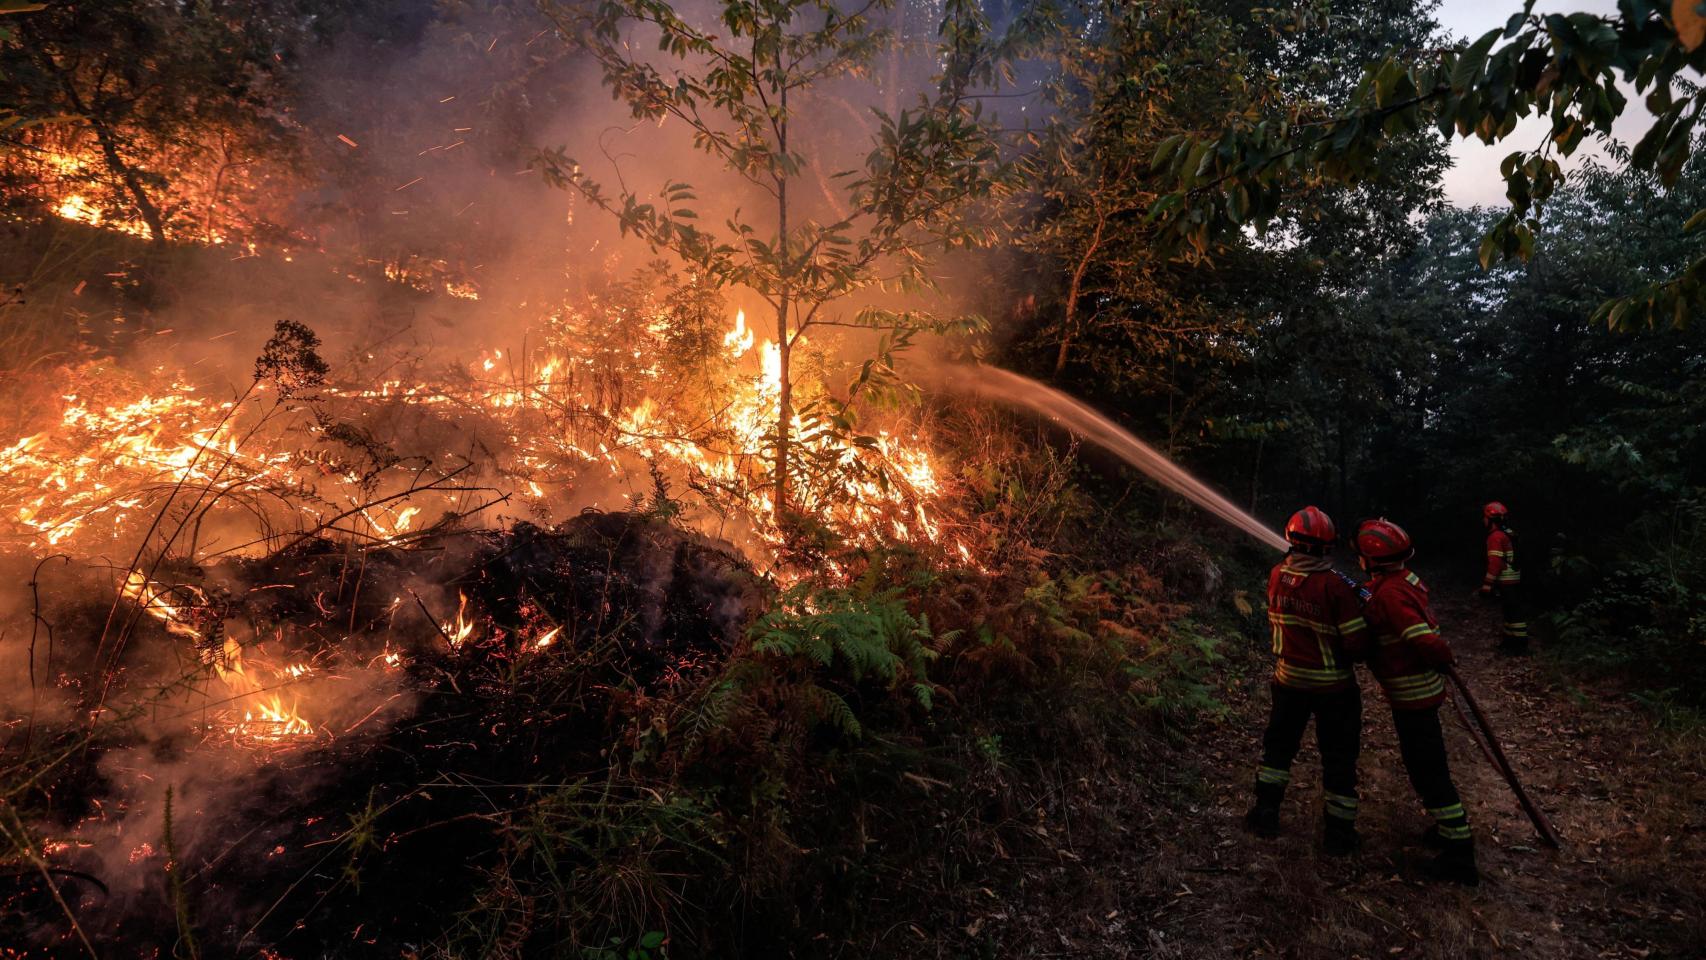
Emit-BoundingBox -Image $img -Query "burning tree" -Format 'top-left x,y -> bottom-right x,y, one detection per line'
0,0 -> 305,245
536,0 -> 1015,527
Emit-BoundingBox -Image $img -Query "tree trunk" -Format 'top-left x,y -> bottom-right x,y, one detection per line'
1336,386 -> 1349,513
204,137 -> 234,244
51,62 -> 167,246
1054,213 -> 1105,375
93,119 -> 167,246
773,81 -> 792,524
775,311 -> 792,518
885,2 -> 901,120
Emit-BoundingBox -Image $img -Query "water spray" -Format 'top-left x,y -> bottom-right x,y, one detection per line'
936,365 -> 1289,552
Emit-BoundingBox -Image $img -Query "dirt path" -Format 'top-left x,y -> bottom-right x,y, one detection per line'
1120,582 -> 1706,959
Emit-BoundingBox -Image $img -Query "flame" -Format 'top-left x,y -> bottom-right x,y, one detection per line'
226,695 -> 315,744
115,570 -> 326,747
2,308 -> 957,561
444,592 -> 476,649
121,570 -> 206,642
54,194 -> 156,239
723,309 -> 755,358
36,148 -> 220,241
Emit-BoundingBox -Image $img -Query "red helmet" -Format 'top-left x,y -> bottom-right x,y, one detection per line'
1354,518 -> 1414,564
1284,506 -> 1336,553
1483,501 -> 1509,523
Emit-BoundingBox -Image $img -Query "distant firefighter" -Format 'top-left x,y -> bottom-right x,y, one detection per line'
1246,506 -> 1368,856
1480,501 -> 1528,655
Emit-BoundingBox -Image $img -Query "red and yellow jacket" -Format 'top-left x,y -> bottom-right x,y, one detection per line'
1484,528 -> 1520,587
1266,555 -> 1370,692
1363,568 -> 1453,710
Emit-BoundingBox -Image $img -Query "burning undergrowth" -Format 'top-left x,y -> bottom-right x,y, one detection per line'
1,274 -> 963,565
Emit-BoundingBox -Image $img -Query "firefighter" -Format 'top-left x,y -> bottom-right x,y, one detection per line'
1245,506 -> 1370,856
1480,501 -> 1528,654
1353,518 -> 1479,886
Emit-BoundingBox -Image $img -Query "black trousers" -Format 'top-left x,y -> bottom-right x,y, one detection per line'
1392,705 -> 1471,840
1258,683 -> 1361,812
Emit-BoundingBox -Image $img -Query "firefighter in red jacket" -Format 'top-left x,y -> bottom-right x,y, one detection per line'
1245,506 -> 1370,855
1480,501 -> 1528,654
1354,518 -> 1479,885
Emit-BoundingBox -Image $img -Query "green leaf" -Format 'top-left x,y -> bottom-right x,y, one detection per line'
1452,28 -> 1502,89
1150,133 -> 1188,172
1373,58 -> 1403,107
1477,228 -> 1500,270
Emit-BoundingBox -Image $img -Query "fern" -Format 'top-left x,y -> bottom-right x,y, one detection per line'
798,684 -> 862,739
750,585 -> 936,692
698,585 -> 939,744
631,460 -> 684,523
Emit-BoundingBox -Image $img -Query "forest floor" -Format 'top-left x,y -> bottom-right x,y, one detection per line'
954,576 -> 1706,960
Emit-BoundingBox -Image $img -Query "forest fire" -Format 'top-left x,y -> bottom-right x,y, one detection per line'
0,297 -> 962,767
8,0 -> 1706,952
32,148 -> 152,239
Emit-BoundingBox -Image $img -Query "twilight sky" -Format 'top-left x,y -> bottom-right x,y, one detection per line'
1432,0 -> 1646,207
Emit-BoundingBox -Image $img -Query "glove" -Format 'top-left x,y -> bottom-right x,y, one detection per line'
1477,584 -> 1493,598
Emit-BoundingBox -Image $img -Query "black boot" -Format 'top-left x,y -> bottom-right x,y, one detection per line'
1417,823 -> 1450,849
1426,837 -> 1479,886
1322,816 -> 1360,856
1243,781 -> 1284,838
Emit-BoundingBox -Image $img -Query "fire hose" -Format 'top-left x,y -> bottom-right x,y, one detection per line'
1442,664 -> 1564,849
1332,571 -> 1563,848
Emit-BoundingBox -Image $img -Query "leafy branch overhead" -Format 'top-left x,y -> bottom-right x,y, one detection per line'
1148,0 -> 1706,332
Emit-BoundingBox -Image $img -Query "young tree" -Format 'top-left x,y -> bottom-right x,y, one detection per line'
535,0 -> 1012,523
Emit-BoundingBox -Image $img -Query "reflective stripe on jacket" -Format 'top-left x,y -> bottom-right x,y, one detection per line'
1363,569 -> 1451,710
1485,528 -> 1520,585
1266,557 -> 1370,692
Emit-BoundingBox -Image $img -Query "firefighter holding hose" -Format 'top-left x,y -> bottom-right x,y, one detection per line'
1245,506 -> 1369,856
1354,518 -> 1479,886
1480,501 -> 1528,654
